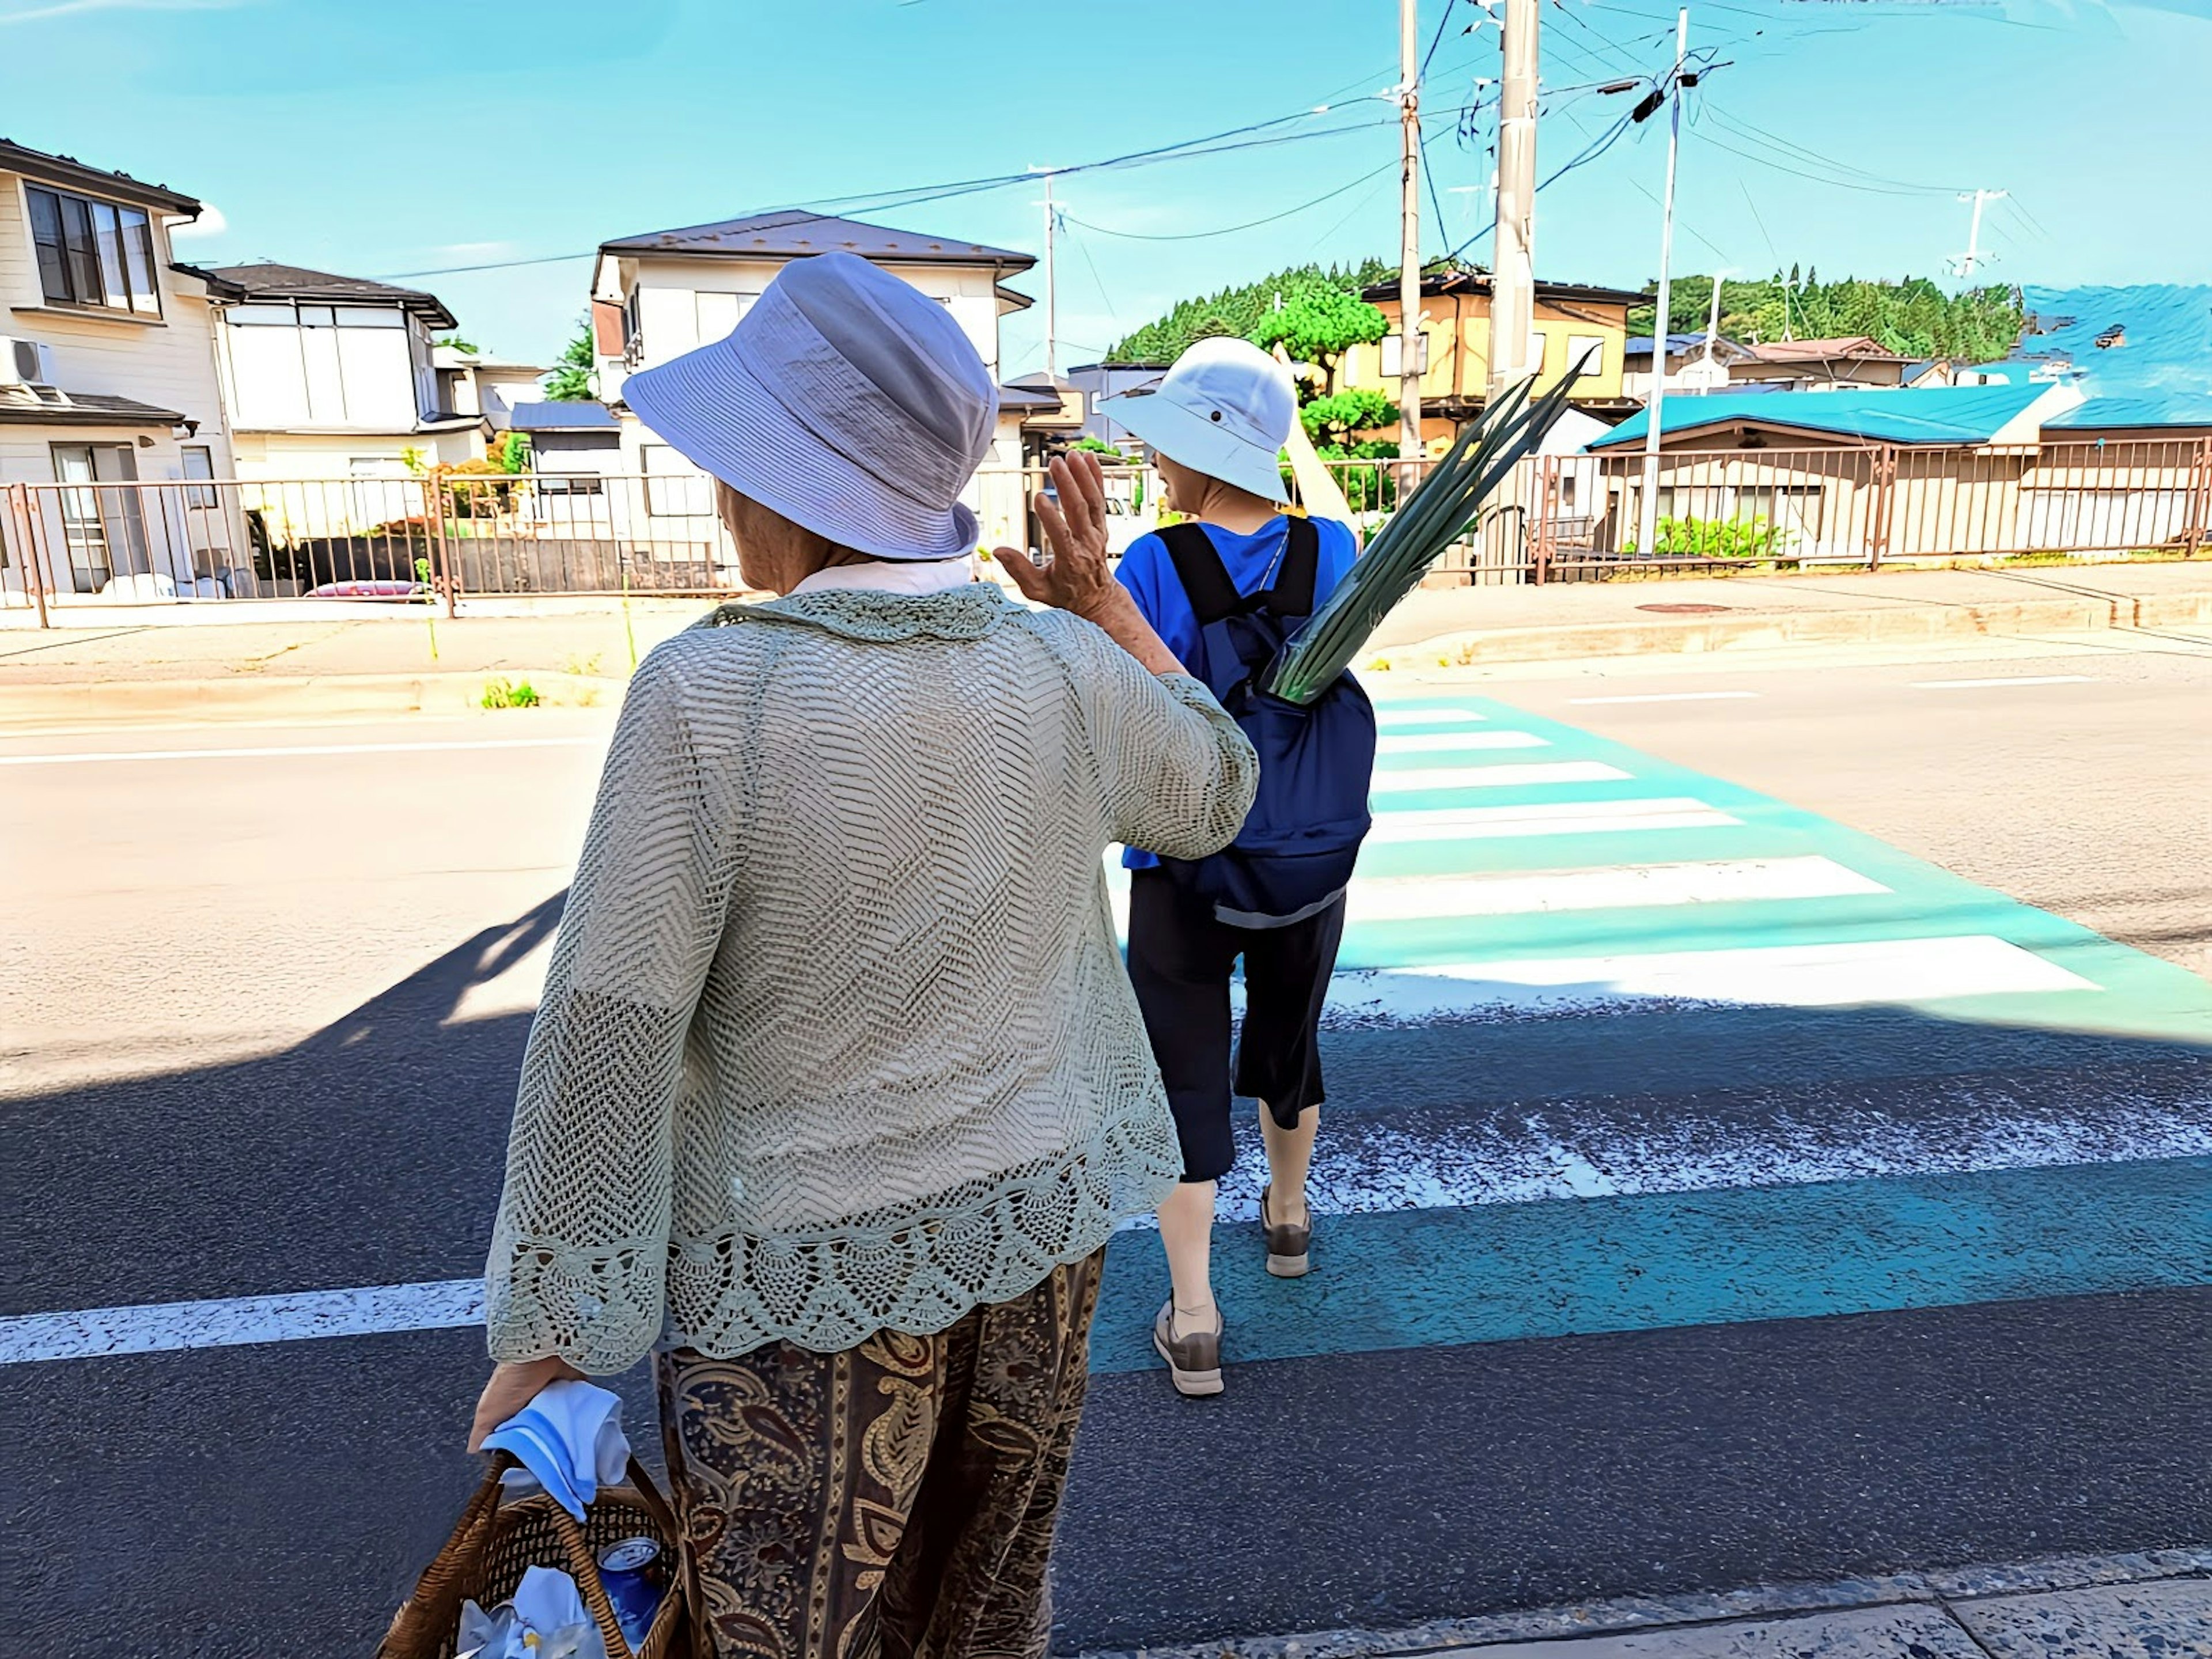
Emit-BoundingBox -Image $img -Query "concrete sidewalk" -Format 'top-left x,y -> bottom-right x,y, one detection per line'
3,561 -> 2207,726
1080,1551 -> 2212,1659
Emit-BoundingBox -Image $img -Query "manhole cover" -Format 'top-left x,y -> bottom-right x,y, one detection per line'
1637,602 -> 1732,614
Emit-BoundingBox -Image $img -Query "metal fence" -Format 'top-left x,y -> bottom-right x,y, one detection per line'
5,439 -> 2203,621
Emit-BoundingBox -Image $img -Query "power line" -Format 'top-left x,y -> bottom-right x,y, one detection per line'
1062,162 -> 1399,242
1704,105 -> 1963,195
372,101 -> 1406,281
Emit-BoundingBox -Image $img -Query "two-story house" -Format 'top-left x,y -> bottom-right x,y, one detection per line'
1341,266 -> 1646,453
209,262 -> 486,482
1,139 -> 238,598
589,209 -> 1039,552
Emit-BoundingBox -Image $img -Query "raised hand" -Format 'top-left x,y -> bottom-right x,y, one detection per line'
992,451 -> 1119,621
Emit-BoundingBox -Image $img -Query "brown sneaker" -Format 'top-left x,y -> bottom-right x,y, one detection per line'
1153,1299 -> 1224,1397
1260,1185 -> 1312,1278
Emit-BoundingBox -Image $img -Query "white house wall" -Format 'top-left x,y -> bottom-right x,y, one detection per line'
0,174 -> 235,488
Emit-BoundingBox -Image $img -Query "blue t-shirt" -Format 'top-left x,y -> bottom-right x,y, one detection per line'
1115,513 -> 1358,870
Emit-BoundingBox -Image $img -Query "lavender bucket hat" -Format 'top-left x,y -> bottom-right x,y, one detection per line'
620,248 -> 1000,560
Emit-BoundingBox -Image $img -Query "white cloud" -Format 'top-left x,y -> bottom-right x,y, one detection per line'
168,203 -> 227,238
0,0 -> 251,22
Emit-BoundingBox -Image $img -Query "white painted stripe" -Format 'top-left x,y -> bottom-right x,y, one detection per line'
1376,730 -> 1549,754
16,1075 -> 2205,1364
1366,797 -> 1741,842
1908,675 -> 2097,690
1328,935 -> 2096,1018
1349,857 -> 1885,923
1375,706 -> 1489,725
1,1279 -> 482,1364
1567,691 -> 1760,706
1371,760 -> 1631,793
0,737 -> 601,767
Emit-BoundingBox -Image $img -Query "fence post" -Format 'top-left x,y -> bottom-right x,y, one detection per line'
2184,438 -> 2209,559
422,475 -> 459,619
1868,445 -> 1899,569
5,483 -> 48,630
1533,455 -> 1556,584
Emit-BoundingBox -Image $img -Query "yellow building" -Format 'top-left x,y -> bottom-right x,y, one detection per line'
1339,268 -> 1644,452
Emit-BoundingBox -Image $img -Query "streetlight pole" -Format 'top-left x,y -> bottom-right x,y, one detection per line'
1635,7 -> 1690,559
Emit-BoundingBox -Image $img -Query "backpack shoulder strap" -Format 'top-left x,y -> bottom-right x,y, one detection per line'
1154,522 -> 1243,627
1263,516 -> 1321,619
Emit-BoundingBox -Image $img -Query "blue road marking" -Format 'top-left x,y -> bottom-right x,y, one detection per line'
1089,1155 -> 2212,1373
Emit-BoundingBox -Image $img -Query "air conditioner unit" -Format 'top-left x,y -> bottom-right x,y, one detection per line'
0,337 -> 60,389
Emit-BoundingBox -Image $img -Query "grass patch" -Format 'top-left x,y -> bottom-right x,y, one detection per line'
481,677 -> 541,710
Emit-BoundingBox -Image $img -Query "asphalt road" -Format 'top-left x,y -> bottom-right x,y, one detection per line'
3,635 -> 2209,1655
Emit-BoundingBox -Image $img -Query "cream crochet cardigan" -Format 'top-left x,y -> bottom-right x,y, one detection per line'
485,583 -> 1258,1370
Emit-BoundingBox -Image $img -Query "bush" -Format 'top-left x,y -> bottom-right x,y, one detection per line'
482,678 -> 541,710
1620,514 -> 1784,560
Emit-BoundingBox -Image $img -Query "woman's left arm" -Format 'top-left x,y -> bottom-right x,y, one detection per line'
474,645 -> 733,1436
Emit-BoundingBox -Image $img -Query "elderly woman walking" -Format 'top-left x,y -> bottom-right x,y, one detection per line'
468,252 -> 1256,1658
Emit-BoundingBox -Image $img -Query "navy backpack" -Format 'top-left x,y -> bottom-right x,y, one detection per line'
1152,517 -> 1378,929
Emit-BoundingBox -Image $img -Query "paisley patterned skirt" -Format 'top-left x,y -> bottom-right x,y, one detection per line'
655,1249 -> 1106,1659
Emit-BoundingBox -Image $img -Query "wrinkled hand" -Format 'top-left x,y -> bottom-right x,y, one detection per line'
468,1355 -> 583,1452
992,451 -> 1124,622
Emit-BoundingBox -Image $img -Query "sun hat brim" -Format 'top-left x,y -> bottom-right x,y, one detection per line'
622,339 -> 980,562
1101,388 -> 1289,503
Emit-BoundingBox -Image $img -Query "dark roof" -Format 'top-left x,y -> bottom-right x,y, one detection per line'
1625,332 -> 1747,358
204,263 -> 459,328
599,209 -> 1034,271
507,400 -> 619,431
0,388 -> 186,427
997,384 -> 1064,411
171,262 -> 247,301
0,138 -> 202,217
1361,267 -> 1647,308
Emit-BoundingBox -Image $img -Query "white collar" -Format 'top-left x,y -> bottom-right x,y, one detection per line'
790,555 -> 977,598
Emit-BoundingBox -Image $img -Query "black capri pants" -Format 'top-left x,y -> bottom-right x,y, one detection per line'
1125,868 -> 1348,1184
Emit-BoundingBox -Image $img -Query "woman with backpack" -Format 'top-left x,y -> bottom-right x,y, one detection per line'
1099,338 -> 1378,1397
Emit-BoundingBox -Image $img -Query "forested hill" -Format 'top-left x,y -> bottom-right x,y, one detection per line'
1633,271 -> 2028,362
1107,259 -> 1396,363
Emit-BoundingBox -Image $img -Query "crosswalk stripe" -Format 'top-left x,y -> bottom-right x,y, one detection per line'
1376,731 -> 1549,755
1347,857 -> 1885,922
1374,707 -> 1489,725
1330,935 -> 2097,1018
1365,797 -> 1741,842
1372,760 -> 1632,793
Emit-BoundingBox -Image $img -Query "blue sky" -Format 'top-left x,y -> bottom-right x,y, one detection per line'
6,0 -> 2206,375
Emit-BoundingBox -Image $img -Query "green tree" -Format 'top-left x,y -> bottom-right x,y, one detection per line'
546,319 -> 596,401
1248,287 -> 1390,388
1301,389 -> 1400,446
1107,258 -> 1396,363
1628,271 -> 2025,358
434,334 -> 482,354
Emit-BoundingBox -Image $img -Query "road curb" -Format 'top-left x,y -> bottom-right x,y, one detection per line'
0,669 -> 628,729
1370,590 -> 2212,670
1072,1548 -> 2212,1659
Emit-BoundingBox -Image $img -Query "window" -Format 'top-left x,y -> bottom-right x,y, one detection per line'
1558,474 -> 1578,510
26,186 -> 161,316
349,456 -> 410,479
1567,335 -> 1607,378
51,442 -> 150,592
181,445 -> 217,508
1379,332 -> 1431,377
538,475 -> 607,497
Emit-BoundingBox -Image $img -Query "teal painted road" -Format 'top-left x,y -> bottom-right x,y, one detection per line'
1091,1154 -> 2212,1372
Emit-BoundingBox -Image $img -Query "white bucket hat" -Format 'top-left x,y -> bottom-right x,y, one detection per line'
1100,336 -> 1297,503
620,249 -> 998,560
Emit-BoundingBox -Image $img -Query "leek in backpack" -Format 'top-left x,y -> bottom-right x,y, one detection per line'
1270,369 -> 1584,706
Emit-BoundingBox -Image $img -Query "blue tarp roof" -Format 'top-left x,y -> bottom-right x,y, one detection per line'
1624,332 -> 1729,355
507,400 -> 618,430
1589,383 -> 2050,449
1996,285 -> 2212,429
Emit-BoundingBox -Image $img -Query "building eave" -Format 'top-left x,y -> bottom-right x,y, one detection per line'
0,139 -> 202,217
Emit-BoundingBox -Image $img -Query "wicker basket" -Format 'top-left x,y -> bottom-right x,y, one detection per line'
378,1452 -> 695,1659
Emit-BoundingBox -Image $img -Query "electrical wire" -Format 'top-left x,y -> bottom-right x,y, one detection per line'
1062,161 -> 1399,242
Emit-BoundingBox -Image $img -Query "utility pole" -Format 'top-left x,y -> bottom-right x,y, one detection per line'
1699,271 -> 1724,391
1032,166 -> 1060,379
1949,188 -> 2006,282
1487,0 -> 1541,407
1635,7 -> 1690,559
1397,0 -> 1424,463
